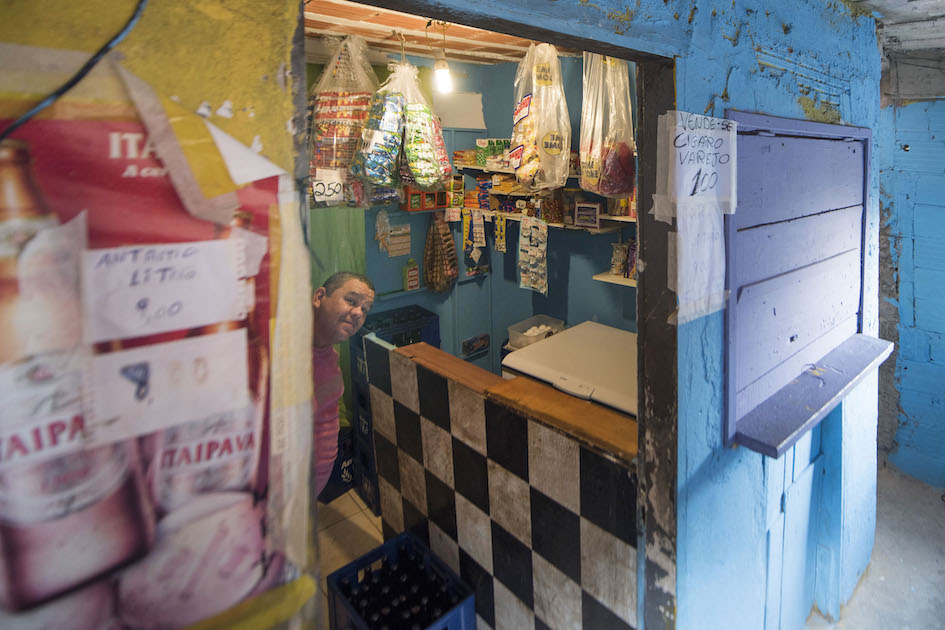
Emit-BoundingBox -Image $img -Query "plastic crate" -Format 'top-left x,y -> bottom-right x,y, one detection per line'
327,531 -> 475,630
353,441 -> 381,515
317,425 -> 354,504
507,314 -> 565,349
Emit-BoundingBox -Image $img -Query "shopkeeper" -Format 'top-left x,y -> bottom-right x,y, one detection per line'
312,271 -> 375,496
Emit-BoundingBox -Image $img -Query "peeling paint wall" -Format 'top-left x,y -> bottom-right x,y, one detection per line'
879,100 -> 945,488
0,0 -> 300,173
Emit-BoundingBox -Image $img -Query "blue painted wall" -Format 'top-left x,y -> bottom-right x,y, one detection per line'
341,1 -> 883,628
674,1 -> 881,628
880,101 -> 945,488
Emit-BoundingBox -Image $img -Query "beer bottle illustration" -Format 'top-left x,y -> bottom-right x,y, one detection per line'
0,139 -> 155,612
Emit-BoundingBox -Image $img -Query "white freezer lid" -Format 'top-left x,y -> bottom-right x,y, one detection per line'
501,320 -> 638,416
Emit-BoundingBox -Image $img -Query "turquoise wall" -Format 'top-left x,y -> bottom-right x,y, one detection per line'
880,100 -> 945,488
674,1 -> 881,628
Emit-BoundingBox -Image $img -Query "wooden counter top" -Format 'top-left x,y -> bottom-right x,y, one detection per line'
486,376 -> 638,464
396,342 -> 638,464
395,343 -> 504,395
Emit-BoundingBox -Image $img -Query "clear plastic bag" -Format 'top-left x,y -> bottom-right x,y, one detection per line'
510,44 -> 571,191
307,36 -> 378,207
579,53 -> 636,198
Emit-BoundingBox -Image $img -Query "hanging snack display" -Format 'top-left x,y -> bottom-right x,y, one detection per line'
404,101 -> 442,189
423,212 -> 459,292
307,36 -> 378,207
518,216 -> 549,295
510,44 -> 571,191
494,213 -> 507,253
579,53 -> 636,198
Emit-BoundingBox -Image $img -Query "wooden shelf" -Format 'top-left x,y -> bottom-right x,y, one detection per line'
455,164 -> 515,175
592,272 -> 637,287
376,286 -> 430,302
465,209 -> 620,234
599,213 -> 637,223
455,164 -> 581,179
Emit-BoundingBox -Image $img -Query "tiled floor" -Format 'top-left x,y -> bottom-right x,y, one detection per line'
315,490 -> 384,629
314,466 -> 943,630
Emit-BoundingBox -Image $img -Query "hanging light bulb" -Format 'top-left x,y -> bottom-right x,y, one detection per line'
434,48 -> 453,93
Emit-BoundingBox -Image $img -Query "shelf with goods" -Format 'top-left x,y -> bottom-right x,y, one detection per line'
464,207 -> 622,235
454,163 -> 582,180
592,272 -> 637,287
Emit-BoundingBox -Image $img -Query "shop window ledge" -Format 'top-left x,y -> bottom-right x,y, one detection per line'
734,334 -> 893,458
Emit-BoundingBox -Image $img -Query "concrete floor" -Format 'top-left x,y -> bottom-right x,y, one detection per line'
806,463 -> 945,629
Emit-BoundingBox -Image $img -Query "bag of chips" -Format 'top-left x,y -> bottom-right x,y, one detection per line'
579,53 -> 636,198
307,36 -> 378,206
510,44 -> 571,191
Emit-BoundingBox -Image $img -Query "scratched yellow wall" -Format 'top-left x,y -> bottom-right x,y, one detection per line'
0,0 -> 300,172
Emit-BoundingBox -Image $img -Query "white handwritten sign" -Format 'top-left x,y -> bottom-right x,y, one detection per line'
82,240 -> 247,343
86,328 -> 250,441
667,111 -> 737,210
312,168 -> 344,204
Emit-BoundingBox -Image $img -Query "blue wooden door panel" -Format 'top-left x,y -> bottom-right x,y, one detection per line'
779,455 -> 824,630
737,316 -> 858,421
734,206 -> 862,288
766,513 -> 785,630
734,249 -> 861,391
735,137 -> 863,231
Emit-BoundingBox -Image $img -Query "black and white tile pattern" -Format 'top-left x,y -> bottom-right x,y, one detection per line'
365,339 -> 639,630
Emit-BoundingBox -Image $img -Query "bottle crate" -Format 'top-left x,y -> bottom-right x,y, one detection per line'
327,531 -> 475,630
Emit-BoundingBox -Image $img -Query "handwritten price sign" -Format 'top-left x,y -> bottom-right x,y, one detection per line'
82,240 -> 248,343
86,329 -> 250,441
667,111 -> 737,209
312,169 -> 344,204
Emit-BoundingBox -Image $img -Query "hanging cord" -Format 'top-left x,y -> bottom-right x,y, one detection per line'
393,31 -> 407,63
0,0 -> 149,143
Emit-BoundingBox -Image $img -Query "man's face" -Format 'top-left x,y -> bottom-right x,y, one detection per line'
312,278 -> 375,346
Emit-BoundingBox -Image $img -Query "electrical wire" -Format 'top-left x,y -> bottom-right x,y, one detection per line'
0,0 -> 149,143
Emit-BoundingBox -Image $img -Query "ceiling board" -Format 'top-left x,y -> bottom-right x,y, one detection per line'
303,0 -> 579,64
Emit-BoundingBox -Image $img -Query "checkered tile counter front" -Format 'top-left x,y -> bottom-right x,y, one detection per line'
364,339 -> 639,630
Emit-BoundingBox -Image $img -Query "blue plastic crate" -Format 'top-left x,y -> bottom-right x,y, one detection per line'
327,531 -> 475,630
353,437 -> 380,516
317,425 -> 354,504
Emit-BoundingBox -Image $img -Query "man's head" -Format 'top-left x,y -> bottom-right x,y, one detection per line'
312,272 -> 375,347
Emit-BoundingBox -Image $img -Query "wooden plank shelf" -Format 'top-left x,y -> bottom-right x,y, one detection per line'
599,213 -> 637,223
734,334 -> 894,457
592,272 -> 637,287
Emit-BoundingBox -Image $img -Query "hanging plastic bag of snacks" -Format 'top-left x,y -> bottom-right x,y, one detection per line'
579,53 -> 636,198
307,36 -> 378,207
401,66 -> 449,190
510,44 -> 571,191
352,64 -> 408,189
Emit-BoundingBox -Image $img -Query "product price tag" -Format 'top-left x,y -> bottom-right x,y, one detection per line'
446,207 -> 462,222
82,240 -> 248,343
312,168 -> 345,203
85,328 -> 251,442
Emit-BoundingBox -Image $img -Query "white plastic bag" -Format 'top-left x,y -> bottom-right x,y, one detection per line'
579,53 -> 636,198
510,44 -> 571,191
307,36 -> 378,206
